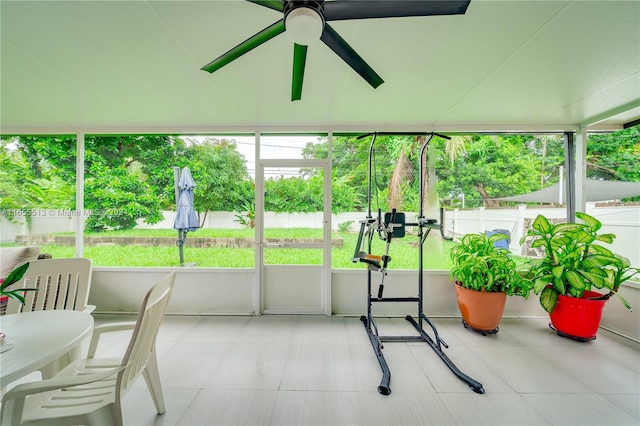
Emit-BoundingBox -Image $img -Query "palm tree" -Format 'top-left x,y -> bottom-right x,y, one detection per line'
387,135 -> 469,215
388,144 -> 413,210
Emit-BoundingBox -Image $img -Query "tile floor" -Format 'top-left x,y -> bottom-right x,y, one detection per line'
38,314 -> 640,425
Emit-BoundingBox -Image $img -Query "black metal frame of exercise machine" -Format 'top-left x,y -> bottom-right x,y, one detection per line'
353,132 -> 485,395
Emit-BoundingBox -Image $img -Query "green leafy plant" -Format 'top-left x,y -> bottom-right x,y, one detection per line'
519,212 -> 639,313
449,232 -> 531,297
0,262 -> 37,304
233,201 -> 255,228
338,221 -> 353,232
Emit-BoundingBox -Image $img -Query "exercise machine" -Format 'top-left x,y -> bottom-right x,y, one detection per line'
353,132 -> 485,395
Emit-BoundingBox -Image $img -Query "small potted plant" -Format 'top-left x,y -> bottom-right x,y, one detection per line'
520,212 -> 639,341
449,232 -> 532,334
1,262 -> 35,342
1,262 -> 35,305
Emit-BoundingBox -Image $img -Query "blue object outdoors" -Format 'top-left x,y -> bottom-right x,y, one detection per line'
173,167 -> 199,266
486,229 -> 511,250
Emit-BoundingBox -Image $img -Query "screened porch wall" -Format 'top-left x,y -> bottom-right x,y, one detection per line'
89,268 -> 640,342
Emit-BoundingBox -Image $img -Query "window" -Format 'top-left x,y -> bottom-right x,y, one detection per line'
0,135 -> 76,259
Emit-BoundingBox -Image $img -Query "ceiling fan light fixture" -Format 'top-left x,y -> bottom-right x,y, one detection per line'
285,7 -> 323,46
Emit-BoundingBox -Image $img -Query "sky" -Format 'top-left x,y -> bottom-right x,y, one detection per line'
183,135 -> 324,178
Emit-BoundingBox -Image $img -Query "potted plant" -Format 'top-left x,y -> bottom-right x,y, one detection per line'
1,262 -> 36,307
1,262 -> 35,342
449,232 -> 532,334
520,212 -> 639,341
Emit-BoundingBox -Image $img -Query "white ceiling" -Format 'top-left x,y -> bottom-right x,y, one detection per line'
1,0 -> 639,135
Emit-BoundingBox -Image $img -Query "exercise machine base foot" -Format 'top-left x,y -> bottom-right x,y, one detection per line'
361,314 -> 485,395
360,315 -> 392,395
406,315 -> 485,394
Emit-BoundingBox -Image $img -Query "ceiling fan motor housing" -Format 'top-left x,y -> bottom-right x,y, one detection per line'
284,1 -> 326,45
284,0 -> 325,18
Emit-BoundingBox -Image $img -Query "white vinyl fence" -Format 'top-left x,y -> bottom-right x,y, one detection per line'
2,205 -> 638,266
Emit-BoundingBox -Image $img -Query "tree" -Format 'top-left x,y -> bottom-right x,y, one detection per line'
587,125 -> 640,183
388,143 -> 414,211
18,135 -> 76,181
435,135 -> 541,207
11,135 -> 188,231
187,138 -> 253,223
84,159 -> 163,231
303,135 -> 407,212
388,134 -> 437,216
263,171 -> 359,214
527,134 -> 564,190
0,137 -> 73,223
266,176 -> 319,212
83,135 -> 189,209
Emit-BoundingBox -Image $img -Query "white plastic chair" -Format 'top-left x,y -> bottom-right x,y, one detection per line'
0,271 -> 177,426
3,258 -> 95,379
4,258 -> 95,315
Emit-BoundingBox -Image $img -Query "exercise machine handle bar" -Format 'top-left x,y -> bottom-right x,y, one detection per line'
367,133 -> 377,218
360,131 -> 450,219
418,133 -> 451,219
356,131 -> 452,139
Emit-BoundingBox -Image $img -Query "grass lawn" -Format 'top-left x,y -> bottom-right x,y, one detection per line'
3,228 -> 456,269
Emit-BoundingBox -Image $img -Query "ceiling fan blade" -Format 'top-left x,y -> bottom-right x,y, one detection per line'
292,44 -> 308,101
201,19 -> 285,73
320,24 -> 384,89
246,0 -> 284,12
323,0 -> 471,21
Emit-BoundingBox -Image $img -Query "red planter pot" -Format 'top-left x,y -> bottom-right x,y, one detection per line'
549,290 -> 607,340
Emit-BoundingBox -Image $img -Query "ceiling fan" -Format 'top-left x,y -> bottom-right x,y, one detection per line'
201,0 -> 471,101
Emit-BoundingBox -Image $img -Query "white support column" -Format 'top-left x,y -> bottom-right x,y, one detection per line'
254,132 -> 262,315
558,166 -> 564,204
516,204 -> 527,252
575,126 -> 588,214
75,133 -> 84,258
324,132 -> 333,316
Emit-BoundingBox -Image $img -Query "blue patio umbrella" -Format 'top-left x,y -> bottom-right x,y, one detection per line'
173,167 -> 199,266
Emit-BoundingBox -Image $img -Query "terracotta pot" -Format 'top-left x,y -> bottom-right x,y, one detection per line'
454,282 -> 507,331
549,290 -> 607,340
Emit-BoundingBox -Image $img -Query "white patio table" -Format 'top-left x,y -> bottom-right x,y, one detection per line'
0,310 -> 94,389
